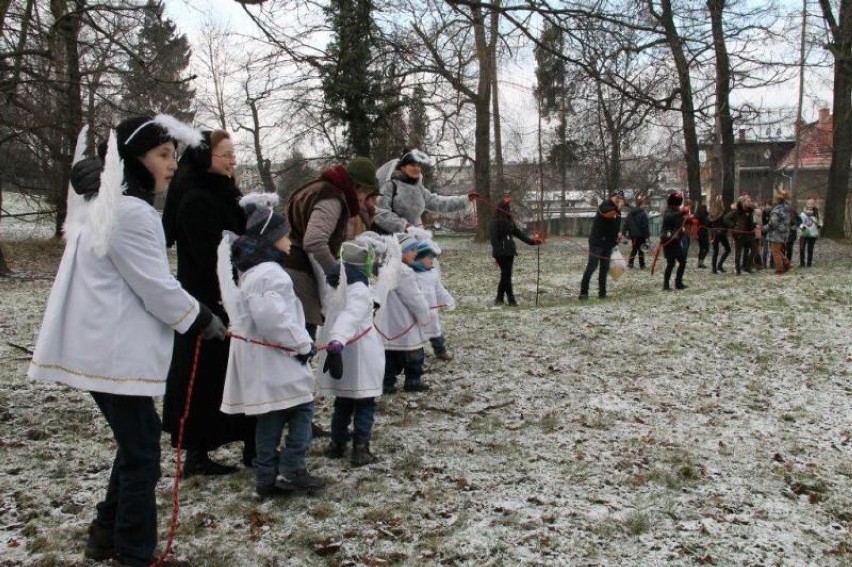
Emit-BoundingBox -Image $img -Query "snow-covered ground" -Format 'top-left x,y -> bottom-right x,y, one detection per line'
2,230 -> 852,566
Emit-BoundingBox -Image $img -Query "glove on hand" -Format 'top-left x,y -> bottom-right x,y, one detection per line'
70,156 -> 104,196
295,344 -> 317,366
323,340 -> 344,379
325,264 -> 341,288
202,314 -> 227,341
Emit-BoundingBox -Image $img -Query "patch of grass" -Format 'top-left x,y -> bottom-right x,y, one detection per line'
623,509 -> 651,535
393,452 -> 424,476
578,409 -> 615,430
539,410 -> 559,433
310,501 -> 335,520
467,414 -> 500,433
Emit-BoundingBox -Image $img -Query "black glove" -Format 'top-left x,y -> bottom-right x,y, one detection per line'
323,341 -> 344,379
70,156 -> 104,196
325,264 -> 341,288
295,344 -> 316,366
201,314 -> 227,340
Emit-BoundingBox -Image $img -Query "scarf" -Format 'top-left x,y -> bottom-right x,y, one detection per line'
320,165 -> 360,218
232,236 -> 288,273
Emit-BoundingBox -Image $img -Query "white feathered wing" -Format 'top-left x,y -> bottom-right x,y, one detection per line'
63,125 -> 90,241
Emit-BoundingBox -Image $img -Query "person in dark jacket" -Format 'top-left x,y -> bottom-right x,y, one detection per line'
786,205 -> 801,262
488,196 -> 541,306
727,195 -> 757,275
623,196 -> 650,269
579,189 -> 625,300
660,191 -> 688,290
161,130 -> 255,478
694,202 -> 711,268
709,195 -> 731,273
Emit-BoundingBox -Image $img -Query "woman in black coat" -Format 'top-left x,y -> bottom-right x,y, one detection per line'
161,130 -> 254,477
488,197 -> 540,306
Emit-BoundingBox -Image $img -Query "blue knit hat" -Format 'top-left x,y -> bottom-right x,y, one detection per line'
397,233 -> 418,253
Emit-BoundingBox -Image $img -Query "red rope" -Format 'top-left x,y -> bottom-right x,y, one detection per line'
151,334 -> 203,567
227,326 -> 373,353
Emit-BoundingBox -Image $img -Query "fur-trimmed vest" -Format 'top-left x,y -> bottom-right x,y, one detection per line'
283,179 -> 349,274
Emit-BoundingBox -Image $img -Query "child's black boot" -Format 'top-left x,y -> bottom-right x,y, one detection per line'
277,469 -> 327,494
325,441 -> 347,459
351,442 -> 378,467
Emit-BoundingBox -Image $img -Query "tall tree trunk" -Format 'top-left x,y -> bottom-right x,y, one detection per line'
248,100 -> 276,194
472,4 -> 493,242
819,0 -> 852,238
656,0 -> 702,202
51,0 -> 83,237
0,188 -> 8,275
792,0 -> 807,196
708,0 -> 736,209
0,0 -> 12,36
490,5 -> 505,197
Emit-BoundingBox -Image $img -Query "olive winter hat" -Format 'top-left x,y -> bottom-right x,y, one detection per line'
346,157 -> 379,190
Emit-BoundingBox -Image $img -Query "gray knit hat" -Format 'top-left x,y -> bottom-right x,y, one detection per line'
245,208 -> 290,244
341,241 -> 370,266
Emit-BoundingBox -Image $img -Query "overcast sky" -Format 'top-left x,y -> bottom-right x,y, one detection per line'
161,0 -> 834,163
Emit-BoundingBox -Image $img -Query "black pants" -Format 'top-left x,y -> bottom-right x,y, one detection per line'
799,237 -> 816,266
383,348 -> 426,390
786,236 -> 797,261
628,238 -> 646,268
90,391 -> 161,566
712,231 -> 731,271
494,255 -> 516,304
697,229 -> 710,265
663,246 -> 686,288
735,236 -> 755,273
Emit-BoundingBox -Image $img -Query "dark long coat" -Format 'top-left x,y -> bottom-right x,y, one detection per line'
161,158 -> 252,451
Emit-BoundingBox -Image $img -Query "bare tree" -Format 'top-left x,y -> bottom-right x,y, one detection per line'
817,0 -> 852,238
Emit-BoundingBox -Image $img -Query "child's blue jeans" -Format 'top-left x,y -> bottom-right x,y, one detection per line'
254,401 -> 314,490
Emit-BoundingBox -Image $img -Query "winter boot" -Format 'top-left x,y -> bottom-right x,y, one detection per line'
435,350 -> 454,361
324,441 -> 347,459
254,484 -> 292,501
403,379 -> 430,393
351,442 -> 378,468
182,451 -> 238,479
84,520 -> 114,561
663,281 -> 671,291
276,469 -> 326,494
675,281 -> 688,290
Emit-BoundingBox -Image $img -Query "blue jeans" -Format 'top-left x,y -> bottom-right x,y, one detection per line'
331,397 -> 377,444
383,348 -> 425,390
254,402 -> 314,490
579,245 -> 612,297
90,392 -> 161,566
430,336 -> 447,355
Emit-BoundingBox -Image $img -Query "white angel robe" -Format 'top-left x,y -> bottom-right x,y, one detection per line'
414,268 -> 455,339
318,281 -> 384,399
374,264 -> 431,351
28,196 -> 200,396
220,262 -> 315,416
